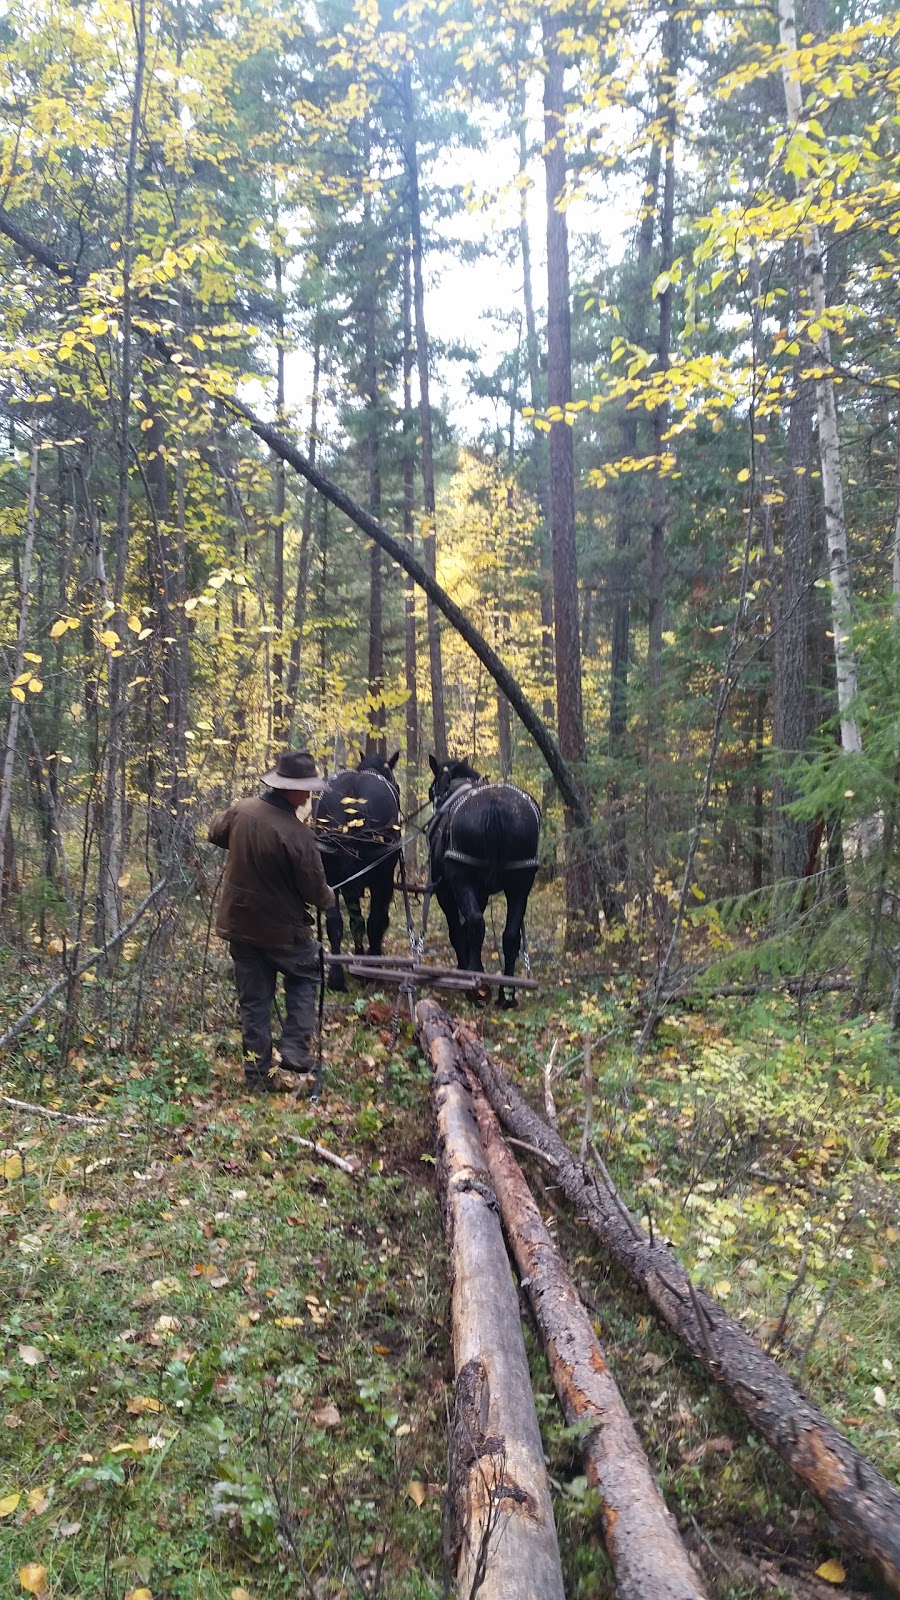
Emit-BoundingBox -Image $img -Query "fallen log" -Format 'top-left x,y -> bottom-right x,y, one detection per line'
456,1016 -> 900,1596
464,1059 -> 708,1600
417,1002 -> 565,1600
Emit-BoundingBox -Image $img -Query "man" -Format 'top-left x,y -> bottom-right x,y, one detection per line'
208,751 -> 336,1092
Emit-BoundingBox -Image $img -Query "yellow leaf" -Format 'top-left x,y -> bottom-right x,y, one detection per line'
23,653 -> 41,664
406,1480 -> 427,1506
89,314 -> 108,334
736,468 -> 750,483
13,671 -> 32,686
27,680 -> 43,694
47,1192 -> 68,1214
816,1560 -> 846,1584
0,1491 -> 21,1517
176,385 -> 192,402
127,615 -> 142,633
231,1589 -> 251,1600
49,619 -> 68,639
126,1396 -> 163,1414
98,629 -> 119,649
26,1486 -> 50,1512
713,1280 -> 731,1298
125,1590 -> 153,1600
273,1316 -> 303,1328
10,686 -> 25,702
140,417 -> 154,431
19,1564 -> 48,1594
3,1154 -> 23,1180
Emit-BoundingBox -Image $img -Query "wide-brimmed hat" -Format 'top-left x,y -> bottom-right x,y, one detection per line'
261,750 -> 328,792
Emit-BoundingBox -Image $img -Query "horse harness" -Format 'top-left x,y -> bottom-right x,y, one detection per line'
428,780 -> 541,876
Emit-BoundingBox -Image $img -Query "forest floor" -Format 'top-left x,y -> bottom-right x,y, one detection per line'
1,893 -> 898,1600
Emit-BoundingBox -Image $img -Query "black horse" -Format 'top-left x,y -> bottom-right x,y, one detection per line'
315,752 -> 401,990
427,755 -> 540,1007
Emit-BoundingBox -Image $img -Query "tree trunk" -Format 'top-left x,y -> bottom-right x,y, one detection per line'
98,0 -> 146,945
646,2 -> 679,866
402,244 -> 420,863
469,1071 -> 709,1600
461,1021 -> 900,1596
401,67 -> 446,760
608,136 -> 662,881
417,1001 -> 566,1600
543,17 -> 594,941
0,446 -> 39,898
364,181 -> 384,756
272,244 -> 287,738
773,371 -> 815,880
778,0 -> 865,771
285,328 -> 321,736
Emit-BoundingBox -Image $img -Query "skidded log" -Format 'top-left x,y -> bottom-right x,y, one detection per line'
456,1015 -> 900,1596
468,1070 -> 709,1600
417,1000 -> 565,1600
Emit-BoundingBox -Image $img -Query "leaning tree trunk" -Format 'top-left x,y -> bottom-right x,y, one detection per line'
543,16 -> 595,942
418,1001 -> 566,1600
285,326 -> 322,736
461,1021 -> 900,1596
467,1063 -> 709,1600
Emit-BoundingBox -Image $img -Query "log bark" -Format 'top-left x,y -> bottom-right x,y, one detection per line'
467,1071 -> 708,1600
456,1016 -> 900,1595
417,1000 -> 565,1600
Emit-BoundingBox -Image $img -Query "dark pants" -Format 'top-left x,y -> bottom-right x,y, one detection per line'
229,940 -> 320,1081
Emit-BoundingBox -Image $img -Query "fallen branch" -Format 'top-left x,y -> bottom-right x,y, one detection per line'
1,1094 -> 105,1126
417,1001 -> 565,1600
0,878 -> 170,1053
465,1054 -> 708,1600
285,1135 -> 358,1176
456,1015 -> 900,1596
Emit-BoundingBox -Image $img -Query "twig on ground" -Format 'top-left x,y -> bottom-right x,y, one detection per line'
286,1134 -> 358,1176
504,1136 -> 559,1169
1,1093 -> 105,1126
579,1038 -> 593,1163
543,1038 -> 559,1129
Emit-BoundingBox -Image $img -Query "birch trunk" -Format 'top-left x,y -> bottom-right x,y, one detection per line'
778,0 -> 864,767
418,1001 -> 566,1600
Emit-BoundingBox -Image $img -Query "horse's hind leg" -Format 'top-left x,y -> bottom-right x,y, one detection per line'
455,879 -> 487,973
325,898 -> 346,991
366,864 -> 393,955
498,874 -> 536,1007
345,891 -> 366,954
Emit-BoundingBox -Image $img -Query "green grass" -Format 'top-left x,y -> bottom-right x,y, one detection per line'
1,924 -> 898,1598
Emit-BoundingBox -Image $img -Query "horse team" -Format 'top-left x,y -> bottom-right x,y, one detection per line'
313,752 -> 541,1007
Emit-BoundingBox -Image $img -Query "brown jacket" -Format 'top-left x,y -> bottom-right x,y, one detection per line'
208,793 -> 335,948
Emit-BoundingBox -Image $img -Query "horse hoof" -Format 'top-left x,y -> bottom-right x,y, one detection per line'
497,992 -> 518,1010
328,966 -> 346,992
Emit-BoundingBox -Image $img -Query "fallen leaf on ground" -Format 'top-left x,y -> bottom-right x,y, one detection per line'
0,1491 -> 21,1517
406,1480 -> 427,1506
232,1590 -> 251,1600
19,1565 -> 48,1594
47,1192 -> 68,1214
26,1488 -> 50,1513
313,1403 -> 341,1428
56,1519 -> 81,1537
209,1275 -> 229,1289
815,1559 -> 846,1584
273,1316 -> 303,1328
18,1345 -> 44,1367
125,1589 -> 153,1600
3,1154 -> 23,1181
680,1435 -> 734,1465
126,1396 -> 163,1415
639,1352 -> 667,1374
